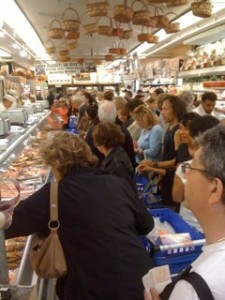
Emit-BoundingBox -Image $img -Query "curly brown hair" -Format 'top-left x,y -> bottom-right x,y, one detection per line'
92,121 -> 125,149
39,131 -> 98,177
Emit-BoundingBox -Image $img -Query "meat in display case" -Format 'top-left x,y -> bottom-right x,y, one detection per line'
0,110 -> 58,300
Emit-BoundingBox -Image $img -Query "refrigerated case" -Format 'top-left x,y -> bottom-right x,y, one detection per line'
0,110 -> 58,300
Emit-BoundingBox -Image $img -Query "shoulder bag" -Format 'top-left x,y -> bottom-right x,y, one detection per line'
29,181 -> 67,278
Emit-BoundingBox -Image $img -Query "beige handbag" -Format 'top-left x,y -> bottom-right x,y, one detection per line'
29,182 -> 67,278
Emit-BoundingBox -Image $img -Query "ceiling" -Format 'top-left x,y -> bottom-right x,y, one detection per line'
0,0 -> 224,69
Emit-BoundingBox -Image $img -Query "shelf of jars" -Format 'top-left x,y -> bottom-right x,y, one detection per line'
178,65 -> 225,79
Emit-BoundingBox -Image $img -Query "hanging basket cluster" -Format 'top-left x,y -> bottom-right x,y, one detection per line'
48,7 -> 81,41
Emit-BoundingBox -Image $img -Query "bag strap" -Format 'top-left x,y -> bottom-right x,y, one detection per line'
50,182 -> 58,222
184,272 -> 214,300
160,265 -> 214,300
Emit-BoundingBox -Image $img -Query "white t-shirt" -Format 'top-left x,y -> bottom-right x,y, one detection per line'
176,162 -> 203,233
169,240 -> 225,300
193,103 -> 218,119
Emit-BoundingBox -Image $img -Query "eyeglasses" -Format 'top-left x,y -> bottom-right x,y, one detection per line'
181,163 -> 210,176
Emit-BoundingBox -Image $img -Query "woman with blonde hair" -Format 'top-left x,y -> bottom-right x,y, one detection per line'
5,131 -> 154,300
133,105 -> 163,163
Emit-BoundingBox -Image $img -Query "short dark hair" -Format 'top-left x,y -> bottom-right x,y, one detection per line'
85,104 -> 98,120
189,115 -> 220,138
93,121 -> 125,149
154,88 -> 164,95
126,98 -> 143,112
202,92 -> 217,102
104,90 -> 114,101
180,112 -> 199,127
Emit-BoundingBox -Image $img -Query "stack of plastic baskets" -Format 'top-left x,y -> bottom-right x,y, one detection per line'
135,175 -> 162,209
141,208 -> 205,275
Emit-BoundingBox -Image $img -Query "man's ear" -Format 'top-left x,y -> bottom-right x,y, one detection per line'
208,177 -> 224,205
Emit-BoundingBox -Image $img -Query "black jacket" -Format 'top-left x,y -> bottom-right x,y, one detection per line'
101,146 -> 136,191
85,124 -> 136,169
5,167 -> 154,300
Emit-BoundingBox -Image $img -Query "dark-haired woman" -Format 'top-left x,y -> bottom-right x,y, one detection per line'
93,121 -> 136,191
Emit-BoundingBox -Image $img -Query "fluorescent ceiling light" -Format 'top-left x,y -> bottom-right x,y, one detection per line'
0,49 -> 11,57
0,0 -> 51,60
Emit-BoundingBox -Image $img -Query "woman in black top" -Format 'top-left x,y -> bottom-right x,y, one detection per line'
93,121 -> 136,191
5,131 -> 154,300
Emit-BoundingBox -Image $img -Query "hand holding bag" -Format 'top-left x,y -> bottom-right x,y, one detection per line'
29,182 -> 67,278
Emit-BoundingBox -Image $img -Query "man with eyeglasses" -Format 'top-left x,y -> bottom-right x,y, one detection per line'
172,115 -> 219,232
145,124 -> 225,300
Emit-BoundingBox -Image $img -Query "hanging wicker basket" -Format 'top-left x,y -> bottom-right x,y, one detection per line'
48,19 -> 64,39
105,54 -> 115,61
86,1 -> 109,17
120,29 -> 133,40
166,0 -> 188,7
98,16 -> 113,36
64,31 -> 80,40
150,7 -> 169,29
45,40 -> 56,54
60,56 -> 71,62
117,42 -> 127,55
113,0 -> 134,23
66,41 -> 78,50
61,7 -> 81,32
83,22 -> 99,35
138,26 -> 159,43
191,0 -> 212,18
109,42 -> 120,54
164,22 -> 180,34
111,20 -> 123,37
76,57 -> 85,64
59,43 -> 70,56
132,1 -> 151,26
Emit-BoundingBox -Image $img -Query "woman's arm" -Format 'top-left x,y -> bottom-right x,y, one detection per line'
172,174 -> 185,203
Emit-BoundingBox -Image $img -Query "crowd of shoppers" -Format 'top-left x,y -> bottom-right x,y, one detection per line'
4,85 -> 225,299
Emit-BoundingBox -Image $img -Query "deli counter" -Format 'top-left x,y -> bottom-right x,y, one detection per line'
0,109 -> 59,300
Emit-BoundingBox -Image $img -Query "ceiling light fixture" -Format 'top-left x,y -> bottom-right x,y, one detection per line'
0,0 -> 51,60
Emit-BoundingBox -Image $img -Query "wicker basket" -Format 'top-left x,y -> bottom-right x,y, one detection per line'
164,22 -> 180,33
113,0 -> 133,23
138,28 -> 158,43
109,42 -> 120,54
105,54 -> 115,61
48,19 -> 64,39
131,1 -> 151,26
191,0 -> 212,18
66,41 -> 78,50
111,20 -> 123,37
59,43 -> 70,56
76,58 -> 85,64
98,16 -> 113,36
45,40 -> 56,54
83,22 -> 99,35
64,31 -> 80,40
60,56 -> 71,62
118,42 -> 127,55
166,0 -> 188,7
86,1 -> 109,17
61,8 -> 80,32
120,29 -> 133,40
